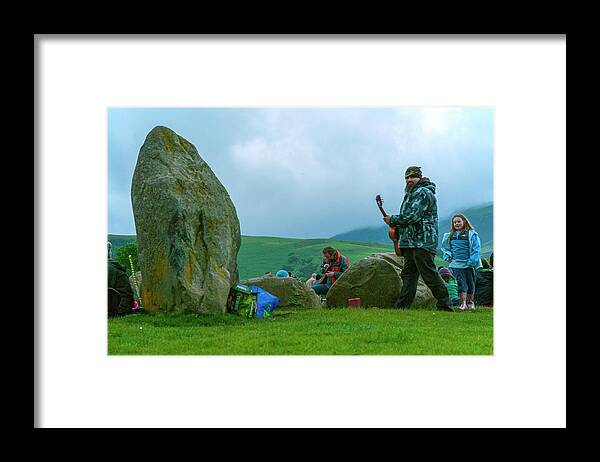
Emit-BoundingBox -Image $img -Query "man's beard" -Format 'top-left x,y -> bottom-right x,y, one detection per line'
405,183 -> 415,193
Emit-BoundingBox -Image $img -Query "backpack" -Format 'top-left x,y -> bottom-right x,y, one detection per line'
227,283 -> 280,319
108,288 -> 122,316
108,259 -> 135,315
228,283 -> 257,318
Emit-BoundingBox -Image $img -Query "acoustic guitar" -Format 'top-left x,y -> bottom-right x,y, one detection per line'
376,194 -> 402,257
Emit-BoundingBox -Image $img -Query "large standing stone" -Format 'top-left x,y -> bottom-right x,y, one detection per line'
240,276 -> 321,308
131,126 -> 241,314
325,253 -> 436,308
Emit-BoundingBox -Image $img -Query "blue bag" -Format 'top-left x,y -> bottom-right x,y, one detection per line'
247,285 -> 280,319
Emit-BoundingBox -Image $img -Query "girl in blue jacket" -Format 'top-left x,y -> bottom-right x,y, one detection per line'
440,214 -> 482,311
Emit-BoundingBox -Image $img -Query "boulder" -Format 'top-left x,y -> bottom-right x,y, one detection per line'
131,126 -> 241,314
240,276 -> 321,308
325,252 -> 435,308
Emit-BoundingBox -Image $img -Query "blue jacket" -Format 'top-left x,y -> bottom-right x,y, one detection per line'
440,229 -> 483,269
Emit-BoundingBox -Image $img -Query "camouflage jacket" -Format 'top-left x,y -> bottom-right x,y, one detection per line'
389,178 -> 439,254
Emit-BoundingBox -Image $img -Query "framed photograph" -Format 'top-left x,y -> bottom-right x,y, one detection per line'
35,35 -> 566,428
107,106 -> 494,355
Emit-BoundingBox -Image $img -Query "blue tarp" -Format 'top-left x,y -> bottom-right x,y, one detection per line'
247,285 -> 280,319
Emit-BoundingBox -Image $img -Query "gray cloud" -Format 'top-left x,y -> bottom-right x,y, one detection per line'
109,108 -> 493,238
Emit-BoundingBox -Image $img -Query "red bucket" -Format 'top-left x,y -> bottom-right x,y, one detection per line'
347,298 -> 361,308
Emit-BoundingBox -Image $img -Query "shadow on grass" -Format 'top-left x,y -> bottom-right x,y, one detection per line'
113,306 -> 304,327
115,312 -> 249,328
111,305 -> 492,329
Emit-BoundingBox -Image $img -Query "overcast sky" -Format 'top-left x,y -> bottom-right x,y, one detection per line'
108,107 -> 493,238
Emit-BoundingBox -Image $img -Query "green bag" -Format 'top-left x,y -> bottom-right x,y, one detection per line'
228,283 -> 257,318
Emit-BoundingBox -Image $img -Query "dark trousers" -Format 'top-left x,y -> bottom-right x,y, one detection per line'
450,267 -> 476,295
396,248 -> 453,311
311,283 -> 330,296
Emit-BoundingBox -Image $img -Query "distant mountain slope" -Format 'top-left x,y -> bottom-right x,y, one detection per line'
441,201 -> 492,247
331,202 -> 493,257
330,226 -> 391,245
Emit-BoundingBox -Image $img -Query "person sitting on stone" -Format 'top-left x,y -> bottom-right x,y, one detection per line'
276,269 -> 289,278
107,241 -> 135,316
310,246 -> 350,297
438,267 -> 461,308
305,273 -> 318,289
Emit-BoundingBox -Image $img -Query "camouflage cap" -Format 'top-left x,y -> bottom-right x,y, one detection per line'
405,166 -> 422,178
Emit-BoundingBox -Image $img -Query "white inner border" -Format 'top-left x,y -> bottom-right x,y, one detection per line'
36,36 -> 566,428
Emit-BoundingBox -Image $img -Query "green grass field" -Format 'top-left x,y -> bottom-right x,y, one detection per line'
237,236 -> 395,280
108,306 -> 493,355
109,234 -> 449,282
237,236 -> 448,280
108,235 -> 490,355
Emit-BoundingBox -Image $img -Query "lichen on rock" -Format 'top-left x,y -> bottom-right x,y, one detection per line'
131,126 -> 241,314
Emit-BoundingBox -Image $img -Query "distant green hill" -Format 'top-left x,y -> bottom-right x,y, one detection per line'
108,234 -> 137,255
108,234 -> 447,282
331,202 -> 493,258
237,236 -> 409,281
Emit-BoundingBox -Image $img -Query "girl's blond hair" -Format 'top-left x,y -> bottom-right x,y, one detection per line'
447,214 -> 475,241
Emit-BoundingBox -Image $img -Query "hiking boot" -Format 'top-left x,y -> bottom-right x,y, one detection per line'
458,293 -> 467,311
131,306 -> 145,315
466,294 -> 475,310
437,297 -> 454,312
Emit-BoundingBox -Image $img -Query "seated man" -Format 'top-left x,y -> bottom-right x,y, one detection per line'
311,246 -> 350,297
107,242 -> 135,316
305,273 -> 318,289
438,267 -> 461,307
